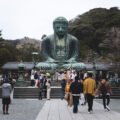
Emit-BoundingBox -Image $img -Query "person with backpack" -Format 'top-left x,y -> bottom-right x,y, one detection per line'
96,78 -> 112,111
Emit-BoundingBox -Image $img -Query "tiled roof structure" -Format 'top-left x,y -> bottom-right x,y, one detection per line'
2,62 -> 34,70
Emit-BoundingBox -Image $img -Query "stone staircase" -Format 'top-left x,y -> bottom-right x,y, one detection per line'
13,86 -> 61,99
111,87 -> 120,99
14,87 -> 39,99
0,86 -> 120,99
13,87 -> 120,99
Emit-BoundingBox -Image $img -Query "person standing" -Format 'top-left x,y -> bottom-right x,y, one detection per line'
30,74 -> 35,86
46,79 -> 51,100
2,80 -> 12,114
84,72 -> 96,114
38,82 -> 43,100
43,76 -> 47,98
70,70 -> 77,82
96,78 -> 112,111
34,71 -> 39,87
61,78 -> 66,100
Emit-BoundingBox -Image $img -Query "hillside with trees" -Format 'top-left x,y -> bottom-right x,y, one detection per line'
0,35 -> 42,67
68,7 -> 120,66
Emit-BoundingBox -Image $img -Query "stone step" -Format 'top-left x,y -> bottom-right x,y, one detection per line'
13,87 -> 61,99
0,87 -> 120,99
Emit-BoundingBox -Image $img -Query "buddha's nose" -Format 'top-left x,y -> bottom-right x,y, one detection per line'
59,27 -> 63,32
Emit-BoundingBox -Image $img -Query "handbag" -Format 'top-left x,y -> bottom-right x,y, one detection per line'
64,93 -> 69,100
69,93 -> 73,107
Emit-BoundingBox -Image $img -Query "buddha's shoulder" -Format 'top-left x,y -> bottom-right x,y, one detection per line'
42,34 -> 54,41
67,34 -> 78,41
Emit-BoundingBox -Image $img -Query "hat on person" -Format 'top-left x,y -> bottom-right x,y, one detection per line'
46,72 -> 50,77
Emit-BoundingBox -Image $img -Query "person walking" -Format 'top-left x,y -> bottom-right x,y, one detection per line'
64,79 -> 72,105
70,76 -> 83,113
96,78 -> 112,111
84,72 -> 96,114
2,80 -> 12,114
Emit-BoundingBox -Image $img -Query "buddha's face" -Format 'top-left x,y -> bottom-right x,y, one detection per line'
54,22 -> 68,38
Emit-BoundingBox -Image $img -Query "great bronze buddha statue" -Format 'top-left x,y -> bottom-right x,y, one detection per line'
36,17 -> 85,70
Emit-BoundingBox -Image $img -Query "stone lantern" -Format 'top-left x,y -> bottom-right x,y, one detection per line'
17,61 -> 25,86
32,52 -> 38,68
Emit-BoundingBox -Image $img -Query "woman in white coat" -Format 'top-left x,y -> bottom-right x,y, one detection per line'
46,79 -> 51,100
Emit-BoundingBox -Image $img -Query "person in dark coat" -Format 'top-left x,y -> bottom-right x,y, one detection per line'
70,76 -> 83,113
38,82 -> 43,100
61,79 -> 66,100
42,76 -> 47,98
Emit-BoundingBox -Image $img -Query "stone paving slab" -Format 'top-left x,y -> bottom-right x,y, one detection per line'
97,99 -> 120,113
36,99 -> 120,120
0,99 -> 45,120
0,99 -> 120,120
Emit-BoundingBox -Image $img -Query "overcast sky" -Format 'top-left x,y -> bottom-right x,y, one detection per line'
0,0 -> 120,40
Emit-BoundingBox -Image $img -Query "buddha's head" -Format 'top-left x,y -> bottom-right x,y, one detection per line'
53,17 -> 68,38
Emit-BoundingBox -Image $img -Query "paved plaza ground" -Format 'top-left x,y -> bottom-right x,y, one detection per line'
0,99 -> 45,120
0,98 -> 120,120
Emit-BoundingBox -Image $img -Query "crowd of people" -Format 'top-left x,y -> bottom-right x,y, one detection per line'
0,70 -> 52,115
56,69 -> 112,114
0,69 -> 112,115
30,69 -> 52,100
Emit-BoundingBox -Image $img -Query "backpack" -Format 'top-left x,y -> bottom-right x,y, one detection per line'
34,73 -> 38,79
